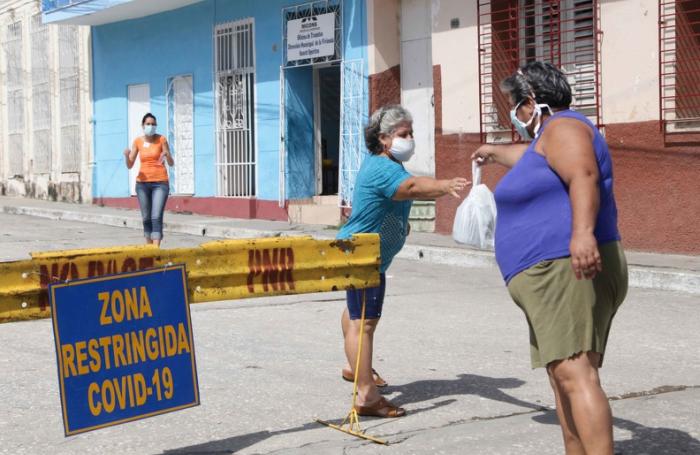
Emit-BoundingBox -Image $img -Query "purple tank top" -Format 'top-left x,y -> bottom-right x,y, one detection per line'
494,110 -> 621,283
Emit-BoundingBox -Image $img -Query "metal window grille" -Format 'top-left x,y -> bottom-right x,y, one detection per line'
58,25 -> 81,173
338,59 -> 365,208
5,21 -> 24,176
215,19 -> 256,197
31,15 -> 52,174
282,0 -> 342,69
478,0 -> 601,143
167,75 -> 195,194
659,0 -> 700,136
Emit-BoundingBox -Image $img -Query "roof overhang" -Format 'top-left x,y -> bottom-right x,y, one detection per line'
42,0 -> 205,26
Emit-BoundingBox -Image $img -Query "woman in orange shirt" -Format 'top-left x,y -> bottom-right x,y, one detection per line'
123,113 -> 174,247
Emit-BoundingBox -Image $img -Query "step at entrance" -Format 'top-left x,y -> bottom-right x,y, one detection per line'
288,196 -> 341,226
409,200 -> 435,232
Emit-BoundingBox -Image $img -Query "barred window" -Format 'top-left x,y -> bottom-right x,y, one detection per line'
4,21 -> 24,176
478,0 -> 600,142
32,15 -> 52,174
167,75 -> 195,195
58,25 -> 81,173
659,0 -> 700,137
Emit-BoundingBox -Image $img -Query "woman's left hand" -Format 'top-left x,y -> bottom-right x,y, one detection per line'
444,177 -> 470,198
160,150 -> 173,166
569,231 -> 602,280
161,141 -> 175,166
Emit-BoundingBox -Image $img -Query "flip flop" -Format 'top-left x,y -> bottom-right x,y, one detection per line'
341,368 -> 388,387
354,396 -> 406,418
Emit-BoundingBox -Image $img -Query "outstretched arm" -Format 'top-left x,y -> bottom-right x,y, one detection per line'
472,143 -> 528,169
393,176 -> 470,201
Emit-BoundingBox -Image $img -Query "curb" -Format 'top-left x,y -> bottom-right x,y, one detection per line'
397,243 -> 700,295
2,204 -> 274,240
4,204 -> 699,295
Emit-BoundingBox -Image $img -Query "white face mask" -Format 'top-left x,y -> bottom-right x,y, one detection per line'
143,125 -> 157,136
510,98 -> 552,140
389,137 -> 415,162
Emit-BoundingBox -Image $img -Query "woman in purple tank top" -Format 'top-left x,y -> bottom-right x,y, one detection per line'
472,62 -> 628,455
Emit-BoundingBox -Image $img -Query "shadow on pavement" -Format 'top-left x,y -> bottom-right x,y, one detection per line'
160,421 -> 323,455
384,373 -> 547,412
162,373 -> 540,454
160,399 -> 459,454
532,410 -> 700,454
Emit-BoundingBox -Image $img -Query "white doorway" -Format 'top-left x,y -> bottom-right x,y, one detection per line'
127,84 -> 150,195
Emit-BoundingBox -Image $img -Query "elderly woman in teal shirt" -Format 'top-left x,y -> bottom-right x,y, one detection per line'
336,104 -> 469,418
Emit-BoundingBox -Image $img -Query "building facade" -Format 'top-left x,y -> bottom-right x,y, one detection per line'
42,0 -> 700,254
1,0 -> 91,202
44,0 -> 371,226
368,0 -> 700,254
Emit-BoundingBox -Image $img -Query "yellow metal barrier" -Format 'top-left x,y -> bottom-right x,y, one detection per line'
0,234 -> 380,323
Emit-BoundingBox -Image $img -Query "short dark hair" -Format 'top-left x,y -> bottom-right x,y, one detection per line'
141,113 -> 157,126
501,62 -> 572,109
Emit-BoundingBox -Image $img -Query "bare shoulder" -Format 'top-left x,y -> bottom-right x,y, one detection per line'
543,116 -> 593,142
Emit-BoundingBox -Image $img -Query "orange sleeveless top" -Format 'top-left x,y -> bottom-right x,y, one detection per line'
135,135 -> 169,182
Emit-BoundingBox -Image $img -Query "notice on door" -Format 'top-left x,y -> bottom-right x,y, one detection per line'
286,12 -> 336,63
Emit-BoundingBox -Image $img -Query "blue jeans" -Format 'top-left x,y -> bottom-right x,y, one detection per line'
135,181 -> 169,240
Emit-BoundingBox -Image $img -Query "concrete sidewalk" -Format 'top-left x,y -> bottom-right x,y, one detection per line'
2,196 -> 699,294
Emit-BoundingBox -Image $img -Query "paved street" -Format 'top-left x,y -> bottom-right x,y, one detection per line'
1,213 -> 698,454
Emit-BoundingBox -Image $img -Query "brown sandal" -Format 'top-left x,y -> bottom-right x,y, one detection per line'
341,368 -> 388,387
354,397 -> 406,418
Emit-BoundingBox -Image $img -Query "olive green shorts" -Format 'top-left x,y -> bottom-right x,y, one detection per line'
507,241 -> 628,369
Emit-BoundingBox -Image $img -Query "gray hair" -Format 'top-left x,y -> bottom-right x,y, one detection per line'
501,61 -> 572,108
364,104 -> 413,154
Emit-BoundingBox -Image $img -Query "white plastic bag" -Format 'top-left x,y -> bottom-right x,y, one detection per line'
452,161 -> 497,249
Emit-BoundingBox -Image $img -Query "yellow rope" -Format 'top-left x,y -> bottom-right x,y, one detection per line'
316,288 -> 387,444
351,289 -> 365,411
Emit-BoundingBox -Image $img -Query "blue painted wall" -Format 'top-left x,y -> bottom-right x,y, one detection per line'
91,0 -> 367,202
92,1 -> 215,198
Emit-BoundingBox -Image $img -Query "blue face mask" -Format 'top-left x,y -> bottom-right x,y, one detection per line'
510,98 -> 552,141
143,125 -> 156,136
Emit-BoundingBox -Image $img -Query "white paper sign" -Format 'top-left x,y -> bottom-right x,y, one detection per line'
286,12 -> 336,63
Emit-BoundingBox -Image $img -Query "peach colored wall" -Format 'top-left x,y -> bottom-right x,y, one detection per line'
367,0 -> 400,75
430,0 -> 480,134
600,0 -> 659,124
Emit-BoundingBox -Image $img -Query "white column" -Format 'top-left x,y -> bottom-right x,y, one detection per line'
400,0 -> 435,177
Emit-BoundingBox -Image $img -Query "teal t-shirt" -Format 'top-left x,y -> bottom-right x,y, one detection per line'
337,154 -> 412,272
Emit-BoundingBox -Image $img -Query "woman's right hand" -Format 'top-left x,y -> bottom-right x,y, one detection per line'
124,148 -> 134,169
471,144 -> 495,166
